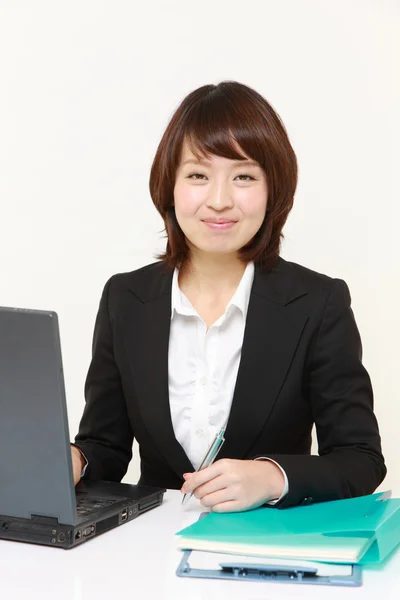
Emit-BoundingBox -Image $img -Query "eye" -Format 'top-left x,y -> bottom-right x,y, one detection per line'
235,174 -> 255,181
187,173 -> 207,180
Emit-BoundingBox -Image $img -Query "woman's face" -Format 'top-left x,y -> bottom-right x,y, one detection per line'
173,139 -> 268,258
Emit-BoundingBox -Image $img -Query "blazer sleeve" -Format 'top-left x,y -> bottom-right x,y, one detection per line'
265,278 -> 386,508
74,276 -> 134,482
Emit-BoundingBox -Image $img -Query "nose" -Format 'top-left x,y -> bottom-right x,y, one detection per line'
205,181 -> 234,211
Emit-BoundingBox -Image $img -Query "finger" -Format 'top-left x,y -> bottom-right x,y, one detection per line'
200,487 -> 236,509
193,474 -> 227,500
211,500 -> 243,513
182,460 -> 228,493
73,468 -> 81,486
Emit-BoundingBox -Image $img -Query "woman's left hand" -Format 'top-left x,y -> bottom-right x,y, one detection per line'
181,458 -> 285,512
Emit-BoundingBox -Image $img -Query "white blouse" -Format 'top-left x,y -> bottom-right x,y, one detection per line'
168,261 -> 288,502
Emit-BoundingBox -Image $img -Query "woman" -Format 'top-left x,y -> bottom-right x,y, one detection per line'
72,81 -> 386,512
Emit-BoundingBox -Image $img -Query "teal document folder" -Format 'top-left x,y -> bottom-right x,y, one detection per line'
176,491 -> 400,565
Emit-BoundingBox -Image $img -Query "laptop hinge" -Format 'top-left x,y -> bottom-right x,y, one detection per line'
30,514 -> 60,525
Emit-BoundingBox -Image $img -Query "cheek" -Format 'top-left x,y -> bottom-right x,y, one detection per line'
174,182 -> 204,218
236,187 -> 267,219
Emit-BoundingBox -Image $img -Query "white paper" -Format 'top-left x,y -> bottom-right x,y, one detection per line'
176,534 -> 369,562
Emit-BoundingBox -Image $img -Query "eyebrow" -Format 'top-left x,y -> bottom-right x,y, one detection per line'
181,158 -> 260,169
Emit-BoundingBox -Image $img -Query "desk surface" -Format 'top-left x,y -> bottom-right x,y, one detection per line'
1,490 -> 399,600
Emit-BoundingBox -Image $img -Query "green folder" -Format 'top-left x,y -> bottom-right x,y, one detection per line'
176,491 -> 400,564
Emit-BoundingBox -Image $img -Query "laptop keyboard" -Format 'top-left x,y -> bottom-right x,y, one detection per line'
76,497 -> 119,517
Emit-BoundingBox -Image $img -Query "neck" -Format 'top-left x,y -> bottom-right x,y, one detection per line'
179,250 -> 247,294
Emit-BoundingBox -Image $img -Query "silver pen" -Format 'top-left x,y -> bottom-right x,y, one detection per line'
181,428 -> 226,506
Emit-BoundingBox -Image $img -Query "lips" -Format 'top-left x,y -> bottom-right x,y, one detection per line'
202,218 -> 237,224
202,218 -> 237,231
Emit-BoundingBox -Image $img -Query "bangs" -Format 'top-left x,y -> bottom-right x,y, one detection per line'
181,91 -> 267,168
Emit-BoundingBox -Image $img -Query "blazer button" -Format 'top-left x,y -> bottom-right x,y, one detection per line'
301,496 -> 314,506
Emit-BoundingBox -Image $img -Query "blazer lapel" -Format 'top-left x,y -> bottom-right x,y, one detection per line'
218,260 -> 309,461
123,265 -> 193,479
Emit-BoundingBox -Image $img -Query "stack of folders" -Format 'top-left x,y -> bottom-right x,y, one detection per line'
175,491 -> 400,587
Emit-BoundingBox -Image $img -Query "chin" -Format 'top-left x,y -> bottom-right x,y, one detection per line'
196,244 -> 241,255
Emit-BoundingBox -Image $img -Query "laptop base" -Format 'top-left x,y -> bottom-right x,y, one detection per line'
0,481 -> 165,549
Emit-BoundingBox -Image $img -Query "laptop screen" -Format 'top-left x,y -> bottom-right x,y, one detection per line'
0,307 -> 76,525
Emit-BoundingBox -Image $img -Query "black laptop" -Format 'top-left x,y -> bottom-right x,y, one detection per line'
0,306 -> 165,549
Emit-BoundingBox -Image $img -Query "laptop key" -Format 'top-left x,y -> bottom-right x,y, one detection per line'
76,497 -> 119,515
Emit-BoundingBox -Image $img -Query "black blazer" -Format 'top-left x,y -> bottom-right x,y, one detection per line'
74,258 -> 386,508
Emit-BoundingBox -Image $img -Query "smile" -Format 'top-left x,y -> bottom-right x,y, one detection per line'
202,220 -> 237,231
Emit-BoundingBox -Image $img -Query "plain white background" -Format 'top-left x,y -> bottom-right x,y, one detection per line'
0,0 -> 398,491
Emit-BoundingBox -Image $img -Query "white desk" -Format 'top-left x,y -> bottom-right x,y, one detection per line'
1,490 -> 399,600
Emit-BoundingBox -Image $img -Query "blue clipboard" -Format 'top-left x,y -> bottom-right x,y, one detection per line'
176,549 -> 362,587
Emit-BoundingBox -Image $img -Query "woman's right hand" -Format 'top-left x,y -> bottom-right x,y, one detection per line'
71,445 -> 86,486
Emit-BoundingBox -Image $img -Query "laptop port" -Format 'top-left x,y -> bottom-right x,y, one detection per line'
83,526 -> 95,537
75,530 -> 82,540
121,509 -> 128,522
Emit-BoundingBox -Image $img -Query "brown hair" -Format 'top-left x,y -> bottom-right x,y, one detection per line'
149,80 -> 298,271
